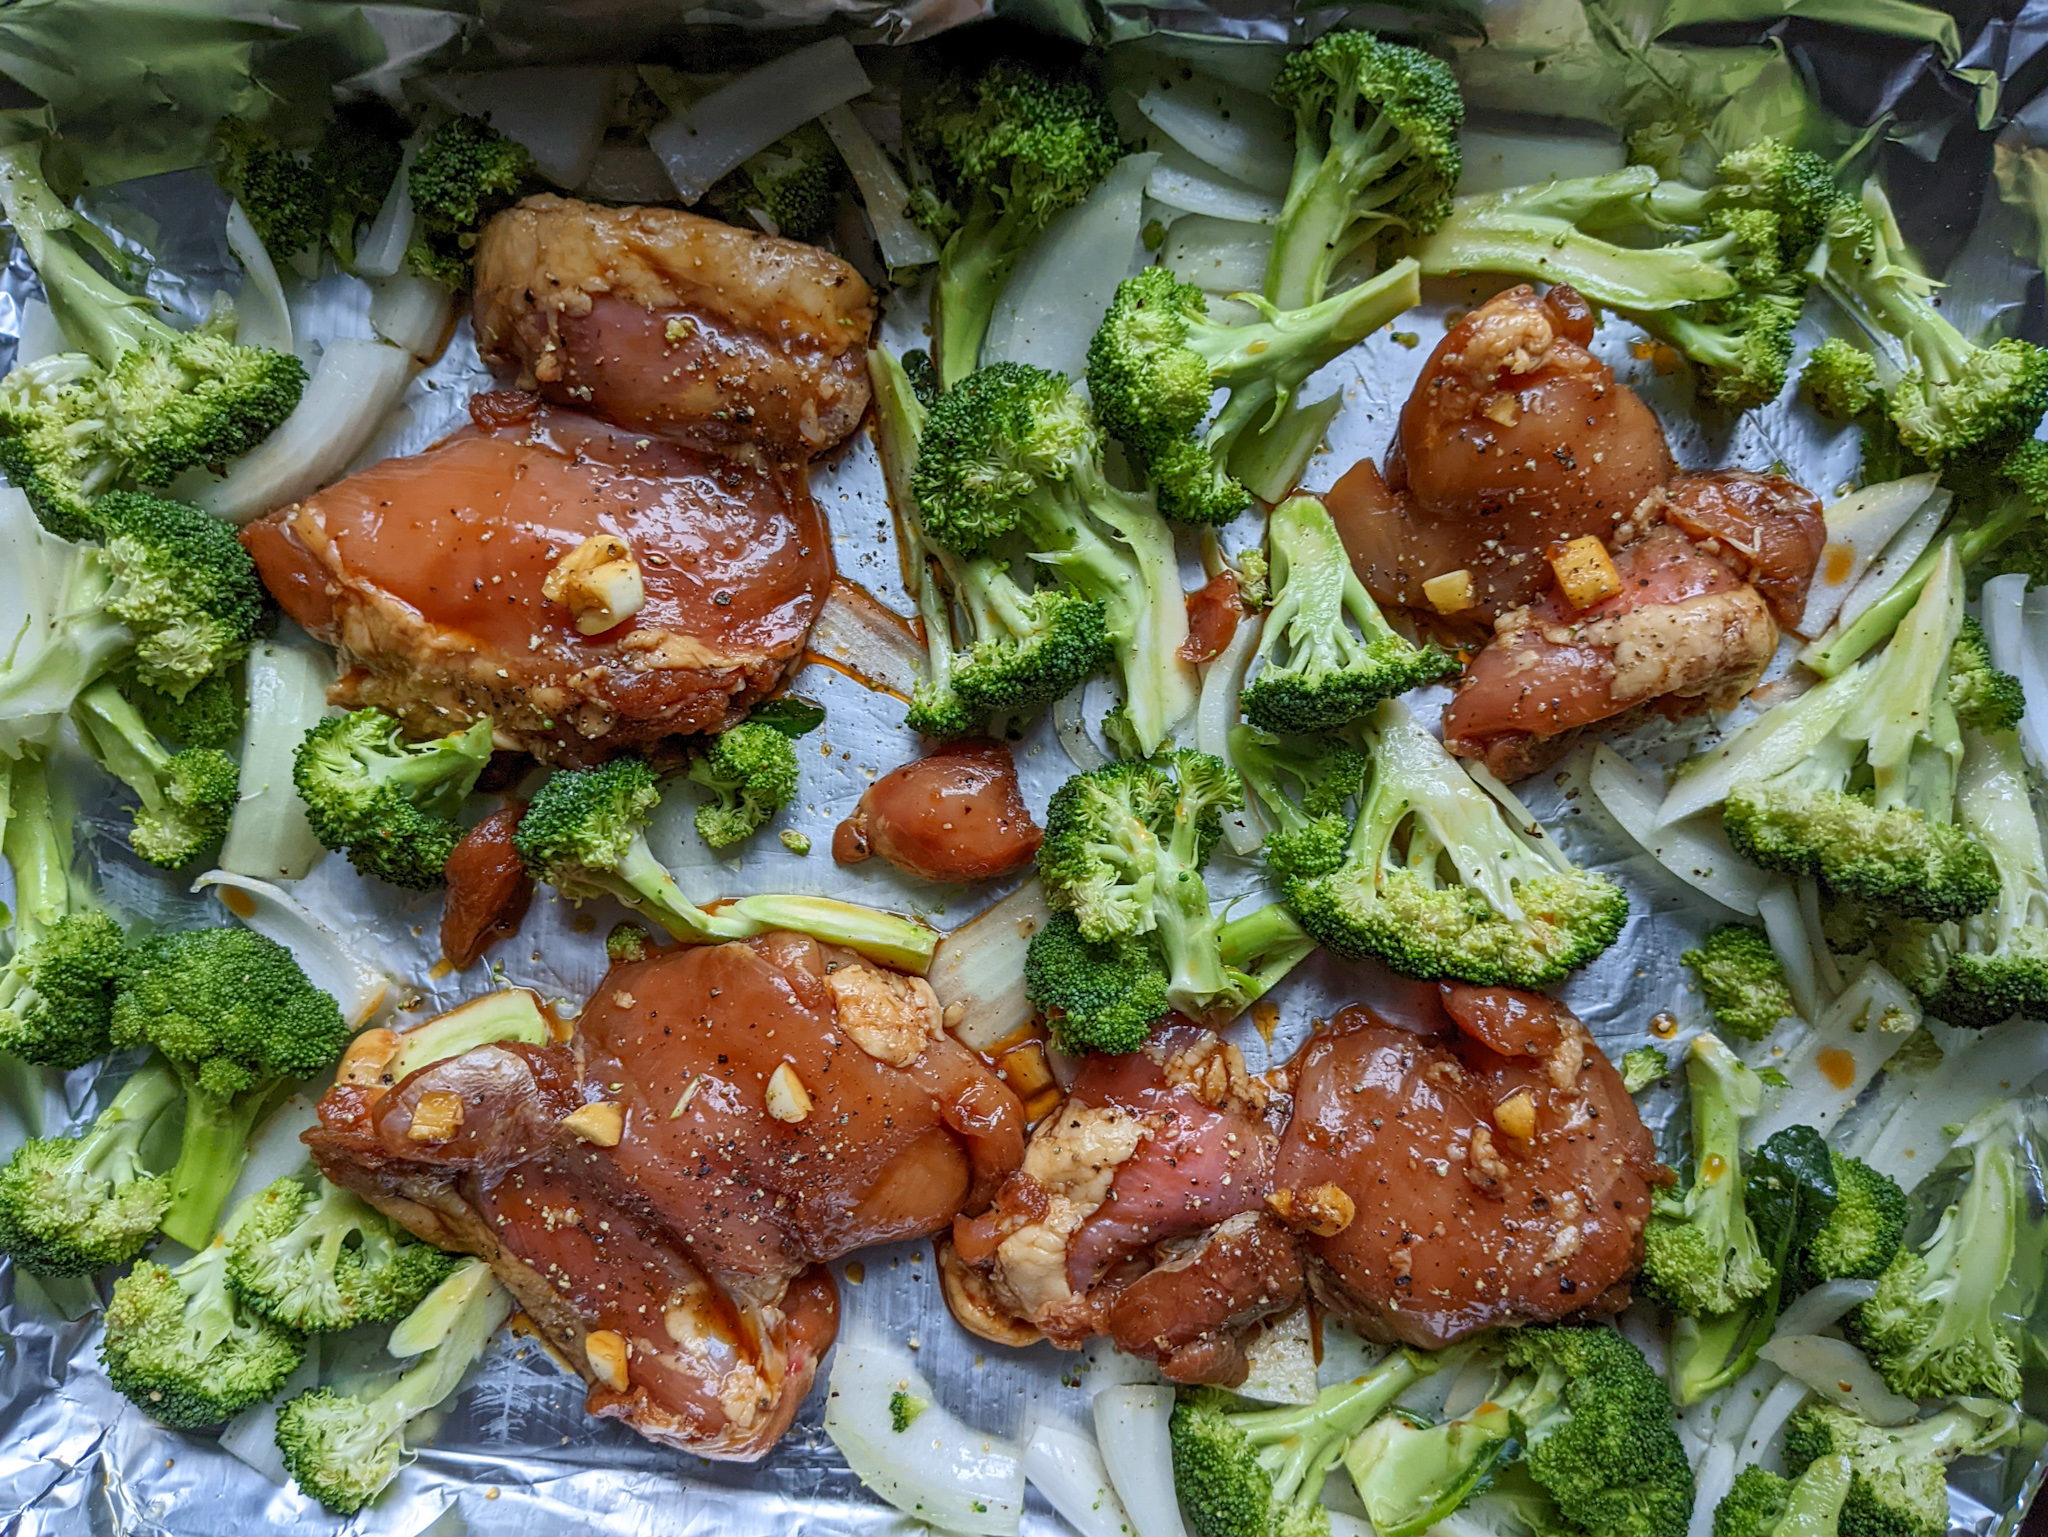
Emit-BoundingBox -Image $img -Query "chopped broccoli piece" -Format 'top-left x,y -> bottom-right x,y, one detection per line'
122,665 -> 244,753
275,1256 -> 510,1514
1240,495 -> 1459,732
1945,618 -> 2024,733
604,922 -> 652,965
1802,339 -> 1880,421
889,1389 -> 928,1432
109,926 -> 349,1248
1682,923 -> 1796,1039
225,1174 -> 460,1334
1265,30 -> 1463,310
0,1057 -> 179,1275
1085,264 -> 1421,525
0,751 -> 126,1068
102,1238 -> 305,1428
1621,1046 -> 1669,1093
1172,1350 -> 1432,1537
292,708 -> 494,890
705,121 -> 841,243
688,720 -> 799,848
1229,724 -> 1369,884
1782,1401 -> 2019,1537
72,677 -> 238,869
1786,1149 -> 1906,1295
1712,1457 -> 1852,1537
406,115 -> 534,289
1852,1100 -> 2029,1400
0,143 -> 306,537
212,107 -> 404,270
909,362 -> 1195,755
1023,909 -> 1171,1054
1641,1032 -> 1772,1318
91,490 -> 265,700
1286,698 -> 1627,987
904,60 -> 1124,387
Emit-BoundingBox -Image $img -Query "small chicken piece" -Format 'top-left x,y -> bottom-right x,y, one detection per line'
1325,284 -> 1674,622
833,739 -> 1043,882
1628,470 -> 1827,630
946,1023 -> 1303,1386
1273,986 -> 1662,1350
473,196 -> 875,463
439,803 -> 532,968
1442,524 -> 1778,781
240,394 -> 833,765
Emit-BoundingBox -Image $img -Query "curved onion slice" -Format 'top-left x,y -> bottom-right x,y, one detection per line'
824,1333 -> 1024,1535
1852,1017 -> 2048,1189
1981,573 -> 2048,774
819,103 -> 937,271
1147,143 -> 1281,224
805,581 -> 926,699
352,151 -> 414,280
1758,1335 -> 1916,1425
1800,492 -> 1950,668
1745,960 -> 1919,1149
1797,475 -> 1941,636
927,880 -> 1048,1051
1023,1421 -> 1134,1537
191,871 -> 391,1027
1092,1386 -> 1190,1537
224,200 -> 292,356
1237,1304 -> 1317,1405
219,633 -> 333,883
368,273 -> 452,363
1132,76 -> 1291,197
1198,612 -> 1265,854
650,40 -> 869,204
1162,214 -> 1275,297
1776,1279 -> 1879,1338
1586,746 -> 1767,916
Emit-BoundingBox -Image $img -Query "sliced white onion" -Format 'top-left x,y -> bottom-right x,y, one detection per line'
194,338 -> 414,524
1852,1017 -> 2048,1187
1132,76 -> 1291,197
1775,1279 -> 1879,1338
650,39 -> 870,204
1456,127 -> 1626,196
219,633 -> 334,883
1092,1386 -> 1189,1537
1746,961 -> 1919,1149
352,149 -> 415,279
1162,214 -> 1275,298
191,871 -> 391,1027
416,68 -> 619,189
1236,1304 -> 1316,1405
1080,1336 -> 1163,1394
824,1333 -> 1024,1536
1146,142 -> 1281,224
1729,1374 -> 1811,1478
220,1086 -> 322,1219
984,152 -> 1156,384
224,200 -> 292,356
1981,574 -> 2048,775
1796,474 -> 1941,636
579,143 -> 675,204
1756,880 -> 1820,1024
1800,493 -> 1949,667
819,103 -> 937,271
1757,1336 -> 1915,1425
1685,1365 -> 1773,1537
803,582 -> 926,699
1022,1421 -> 1134,1537
1199,612 -> 1264,855
367,272 -> 451,363
1053,683 -> 1110,771
1586,746 -> 1767,916
926,880 -> 1048,1051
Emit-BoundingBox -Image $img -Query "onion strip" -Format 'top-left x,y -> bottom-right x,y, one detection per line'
650,39 -> 870,204
819,103 -> 937,271
223,201 -> 291,356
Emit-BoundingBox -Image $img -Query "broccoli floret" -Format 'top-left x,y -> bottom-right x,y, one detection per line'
0,751 -> 126,1068
1621,1045 -> 1669,1093
1172,1351 -> 1432,1537
72,677 -> 238,869
122,666 -> 244,752
292,709 -> 494,890
0,144 -> 306,537
1228,724 -> 1369,883
1853,1100 -> 2028,1400
705,121 -> 840,243
1786,1150 -> 1907,1295
109,926 -> 349,1248
0,1057 -> 179,1275
1286,698 -> 1627,987
1265,31 -> 1463,310
1641,1032 -> 1772,1317
604,922 -> 652,965
1649,290 -> 1805,411
1782,1401 -> 2019,1537
406,115 -> 534,289
102,1238 -> 305,1428
1682,924 -> 1796,1039
905,60 -> 1124,387
225,1175 -> 459,1334
688,721 -> 799,849
1696,541 -> 1996,921
1819,181 -> 2048,464
1713,1458 -> 1852,1537
514,757 -> 939,971
1803,339 -> 1880,421
910,363 -> 1196,755
1240,495 -> 1459,732
889,1389 -> 928,1433
275,1256 -> 511,1514
92,490 -> 266,698
1085,265 -> 1422,525
1022,910 -> 1171,1054
1946,618 -> 2024,733
213,109 -> 404,272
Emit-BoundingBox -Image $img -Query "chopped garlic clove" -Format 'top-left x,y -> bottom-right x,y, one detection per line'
562,1101 -> 625,1146
1494,1086 -> 1538,1140
585,1328 -> 630,1390
1550,535 -> 1621,609
408,1090 -> 465,1142
543,533 -> 646,635
765,1062 -> 812,1122
1422,568 -> 1476,615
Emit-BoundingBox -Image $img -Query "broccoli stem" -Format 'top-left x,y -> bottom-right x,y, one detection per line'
73,679 -> 177,819
607,835 -> 753,945
1158,778 -> 1232,1013
0,749 -> 73,946
163,1084 -> 271,1249
1268,113 -> 1420,310
1253,1351 -> 1431,1507
934,201 -> 1029,388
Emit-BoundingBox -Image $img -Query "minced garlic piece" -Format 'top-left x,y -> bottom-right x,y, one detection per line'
407,1091 -> 464,1142
1422,568 -> 1477,615
584,1328 -> 630,1391
542,533 -> 646,635
562,1101 -> 625,1147
1550,536 -> 1621,609
765,1062 -> 812,1123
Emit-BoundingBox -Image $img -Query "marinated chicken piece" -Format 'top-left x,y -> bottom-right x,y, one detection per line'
473,196 -> 875,463
439,803 -> 532,968
241,393 -> 832,766
833,739 -> 1043,882
1272,986 -> 1662,1349
1326,284 -> 1673,622
1626,470 -> 1827,630
944,1024 -> 1303,1386
308,935 -> 1024,1460
1442,524 -> 1779,781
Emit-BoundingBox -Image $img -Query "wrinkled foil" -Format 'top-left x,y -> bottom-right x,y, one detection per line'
5,3 -> 2048,1534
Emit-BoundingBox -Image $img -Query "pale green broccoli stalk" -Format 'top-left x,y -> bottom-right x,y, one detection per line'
688,721 -> 799,848
1641,1031 -> 1772,1317
72,677 -> 238,869
1682,923 -> 1797,1039
1712,1457 -> 1852,1537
